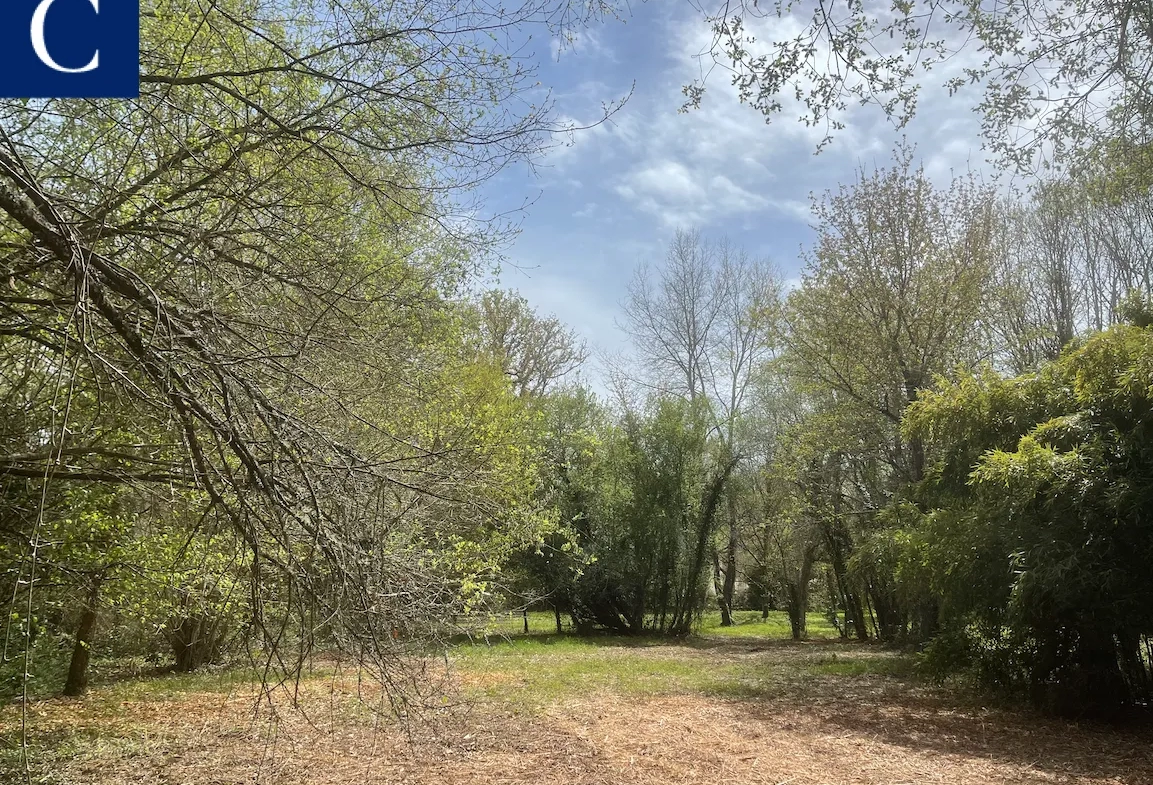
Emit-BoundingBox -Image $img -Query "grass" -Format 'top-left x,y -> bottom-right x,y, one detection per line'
454,635 -> 715,704
95,665 -> 265,702
451,609 -> 900,709
697,609 -> 842,639
470,608 -> 843,640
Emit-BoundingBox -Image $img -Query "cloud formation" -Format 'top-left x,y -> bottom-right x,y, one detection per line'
486,3 -> 997,394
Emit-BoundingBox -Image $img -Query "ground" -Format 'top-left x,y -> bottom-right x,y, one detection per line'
2,612 -> 1151,784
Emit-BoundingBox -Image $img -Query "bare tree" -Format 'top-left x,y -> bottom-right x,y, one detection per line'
470,290 -> 588,397
708,243 -> 781,625
989,176 -> 1153,372
620,230 -> 780,421
620,229 -> 781,625
621,229 -> 726,401
0,0 -> 617,714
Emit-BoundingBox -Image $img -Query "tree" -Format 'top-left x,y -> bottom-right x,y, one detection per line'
786,151 -> 994,480
988,171 -> 1153,374
558,395 -> 738,636
906,303 -> 1153,716
740,458 -> 819,640
689,0 -> 1153,169
620,229 -> 780,625
621,229 -> 728,401
468,290 -> 588,397
506,385 -> 605,633
779,150 -> 996,641
0,0 -> 611,705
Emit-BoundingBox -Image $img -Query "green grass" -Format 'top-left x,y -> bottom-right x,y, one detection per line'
454,636 -> 718,704
451,611 -> 910,709
696,609 -> 843,639
95,664 -> 264,702
469,609 -> 844,641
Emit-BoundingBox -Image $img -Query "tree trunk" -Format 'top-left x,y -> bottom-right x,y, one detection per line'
63,580 -> 102,697
168,614 -> 228,672
914,597 -> 939,643
710,546 -> 727,625
669,456 -> 740,636
1036,626 -> 1130,718
784,546 -> 815,640
1118,628 -> 1150,704
869,582 -> 904,642
719,497 -> 739,626
823,522 -> 869,641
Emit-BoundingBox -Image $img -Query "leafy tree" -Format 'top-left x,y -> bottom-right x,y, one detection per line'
775,151 -> 996,641
0,479 -> 250,697
739,458 -> 819,639
467,290 -> 588,397
786,152 -> 995,463
0,0 -> 610,705
503,386 -> 604,632
690,0 -> 1153,168
561,396 -> 738,636
906,306 -> 1153,715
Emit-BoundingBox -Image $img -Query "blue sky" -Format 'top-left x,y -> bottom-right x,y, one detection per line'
479,2 -> 992,384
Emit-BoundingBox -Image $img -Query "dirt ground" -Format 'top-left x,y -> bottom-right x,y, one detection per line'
5,640 -> 1153,785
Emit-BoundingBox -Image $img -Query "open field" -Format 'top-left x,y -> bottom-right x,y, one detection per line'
3,612 -> 1151,785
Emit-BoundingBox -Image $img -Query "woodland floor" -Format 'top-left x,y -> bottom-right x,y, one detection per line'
3,612 -> 1152,785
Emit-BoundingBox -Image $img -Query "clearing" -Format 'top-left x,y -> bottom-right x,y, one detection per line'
3,612 -> 1151,785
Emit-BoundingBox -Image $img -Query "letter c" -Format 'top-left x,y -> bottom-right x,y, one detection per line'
31,0 -> 100,74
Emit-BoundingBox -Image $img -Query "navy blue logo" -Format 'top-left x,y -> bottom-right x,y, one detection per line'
0,0 -> 139,98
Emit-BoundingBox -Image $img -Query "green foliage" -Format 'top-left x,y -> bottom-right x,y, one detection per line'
1117,290 -> 1153,329
519,391 -> 738,637
697,0 -> 1153,171
1,0 -> 608,707
567,396 -> 736,636
907,322 -> 1153,714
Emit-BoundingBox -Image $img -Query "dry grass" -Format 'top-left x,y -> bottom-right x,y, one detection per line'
3,637 -> 1151,785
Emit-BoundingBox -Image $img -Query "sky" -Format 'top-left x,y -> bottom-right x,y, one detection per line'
477,1 -> 993,387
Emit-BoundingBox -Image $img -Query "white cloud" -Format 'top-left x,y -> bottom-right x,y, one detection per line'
549,26 -> 617,64
500,1 -> 1007,394
536,6 -> 992,233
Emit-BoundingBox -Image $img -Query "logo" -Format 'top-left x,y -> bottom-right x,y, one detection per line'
0,0 -> 139,98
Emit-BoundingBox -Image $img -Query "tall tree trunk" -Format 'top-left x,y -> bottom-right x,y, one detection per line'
670,455 -> 740,636
1117,628 -> 1151,704
63,579 -> 102,697
783,546 -> 817,640
868,581 -> 903,642
710,546 -> 724,624
822,521 -> 869,641
719,497 -> 739,626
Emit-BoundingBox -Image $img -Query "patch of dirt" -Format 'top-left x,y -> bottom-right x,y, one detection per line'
549,692 -> 1153,785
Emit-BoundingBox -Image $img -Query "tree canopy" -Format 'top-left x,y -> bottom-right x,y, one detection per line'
690,0 -> 1153,169
907,305 -> 1153,714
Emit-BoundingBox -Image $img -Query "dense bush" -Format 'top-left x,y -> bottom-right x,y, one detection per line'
907,314 -> 1153,715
